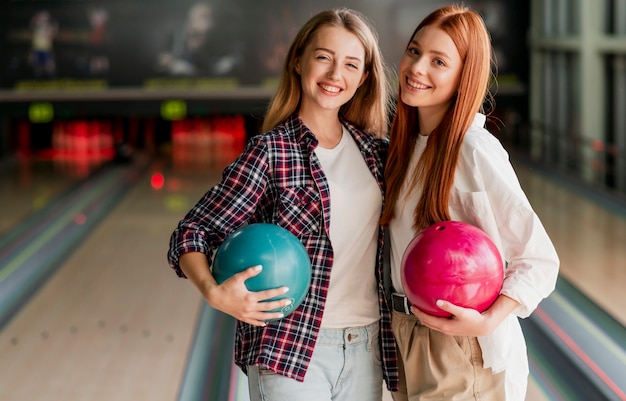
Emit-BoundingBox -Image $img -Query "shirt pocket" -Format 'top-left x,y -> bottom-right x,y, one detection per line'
450,190 -> 492,227
450,190 -> 500,246
277,186 -> 322,237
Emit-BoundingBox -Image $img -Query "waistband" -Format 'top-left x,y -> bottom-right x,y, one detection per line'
316,320 -> 380,346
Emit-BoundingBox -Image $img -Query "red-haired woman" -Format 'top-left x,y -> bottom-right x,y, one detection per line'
382,5 -> 559,401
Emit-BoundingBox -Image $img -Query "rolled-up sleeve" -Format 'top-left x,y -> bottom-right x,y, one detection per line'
499,206 -> 560,317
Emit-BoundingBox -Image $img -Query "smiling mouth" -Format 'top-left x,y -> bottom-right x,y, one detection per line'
319,83 -> 341,93
406,77 -> 430,90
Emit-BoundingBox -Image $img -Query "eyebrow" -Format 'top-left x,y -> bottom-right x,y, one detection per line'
314,47 -> 363,62
408,40 -> 451,60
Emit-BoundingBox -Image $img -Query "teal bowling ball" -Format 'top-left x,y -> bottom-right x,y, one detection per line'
212,223 -> 312,319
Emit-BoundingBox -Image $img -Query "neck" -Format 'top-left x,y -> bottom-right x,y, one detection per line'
417,105 -> 448,136
299,111 -> 343,148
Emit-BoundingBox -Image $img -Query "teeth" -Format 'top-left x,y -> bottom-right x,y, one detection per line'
320,84 -> 340,93
407,78 -> 428,90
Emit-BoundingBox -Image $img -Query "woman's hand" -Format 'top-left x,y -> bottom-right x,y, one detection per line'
179,252 -> 292,327
206,265 -> 291,326
410,295 -> 520,337
411,301 -> 492,337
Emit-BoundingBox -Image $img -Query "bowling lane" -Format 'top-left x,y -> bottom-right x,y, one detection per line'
513,161 -> 626,327
0,157 -> 104,237
1,147 -> 621,401
0,155 -> 217,401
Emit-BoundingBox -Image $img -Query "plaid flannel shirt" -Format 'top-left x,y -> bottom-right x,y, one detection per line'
167,113 -> 399,391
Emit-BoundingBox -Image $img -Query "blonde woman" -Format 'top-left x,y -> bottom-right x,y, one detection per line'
168,8 -> 398,401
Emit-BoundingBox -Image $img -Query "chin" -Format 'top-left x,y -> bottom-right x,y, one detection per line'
400,93 -> 421,108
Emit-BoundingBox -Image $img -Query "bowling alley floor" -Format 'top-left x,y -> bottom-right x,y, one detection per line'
0,156 -> 101,236
0,155 -> 204,400
513,160 -> 626,327
0,152 -> 625,401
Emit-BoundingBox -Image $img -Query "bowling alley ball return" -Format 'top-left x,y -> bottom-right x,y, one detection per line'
401,221 -> 503,317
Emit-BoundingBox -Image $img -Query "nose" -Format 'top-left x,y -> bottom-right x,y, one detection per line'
410,55 -> 427,75
327,62 -> 341,80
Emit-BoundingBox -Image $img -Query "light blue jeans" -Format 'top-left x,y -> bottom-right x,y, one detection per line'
247,321 -> 383,401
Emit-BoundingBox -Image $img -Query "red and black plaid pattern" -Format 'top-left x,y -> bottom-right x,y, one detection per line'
168,113 -> 399,391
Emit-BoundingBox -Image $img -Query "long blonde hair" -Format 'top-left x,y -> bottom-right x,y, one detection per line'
262,8 -> 391,138
381,5 -> 495,228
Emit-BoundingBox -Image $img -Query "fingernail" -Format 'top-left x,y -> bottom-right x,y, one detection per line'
253,265 -> 262,271
285,299 -> 292,305
283,287 -> 290,293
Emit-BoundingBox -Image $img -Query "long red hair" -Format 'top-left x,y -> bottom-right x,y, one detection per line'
381,5 -> 495,229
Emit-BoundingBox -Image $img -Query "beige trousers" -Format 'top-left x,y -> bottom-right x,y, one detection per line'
391,310 -> 505,401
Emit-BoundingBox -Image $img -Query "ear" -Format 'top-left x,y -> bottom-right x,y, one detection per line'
358,70 -> 369,87
294,58 -> 301,74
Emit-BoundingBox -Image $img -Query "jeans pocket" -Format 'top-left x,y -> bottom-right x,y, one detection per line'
369,332 -> 383,366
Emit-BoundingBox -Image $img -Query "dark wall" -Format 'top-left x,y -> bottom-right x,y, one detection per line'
0,0 -> 530,158
0,0 -> 529,97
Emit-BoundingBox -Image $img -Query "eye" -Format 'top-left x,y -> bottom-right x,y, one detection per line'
346,62 -> 359,70
434,58 -> 446,67
316,54 -> 331,61
407,47 -> 419,56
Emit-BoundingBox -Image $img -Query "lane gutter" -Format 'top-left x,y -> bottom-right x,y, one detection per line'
0,156 -> 148,331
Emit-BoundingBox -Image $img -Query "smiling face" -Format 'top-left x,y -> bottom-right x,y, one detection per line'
398,25 -> 463,132
295,25 -> 368,120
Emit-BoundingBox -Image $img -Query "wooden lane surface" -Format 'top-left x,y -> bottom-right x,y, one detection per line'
0,159 -> 89,237
0,158 -> 218,401
514,162 -> 626,327
1,154 -> 622,401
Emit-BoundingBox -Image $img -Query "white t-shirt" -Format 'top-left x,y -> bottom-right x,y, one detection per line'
314,127 -> 381,328
389,133 -> 428,295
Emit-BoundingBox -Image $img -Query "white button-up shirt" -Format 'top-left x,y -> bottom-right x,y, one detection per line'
389,113 -> 560,401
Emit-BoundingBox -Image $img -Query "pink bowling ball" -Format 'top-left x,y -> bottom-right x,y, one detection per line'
401,221 -> 504,317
